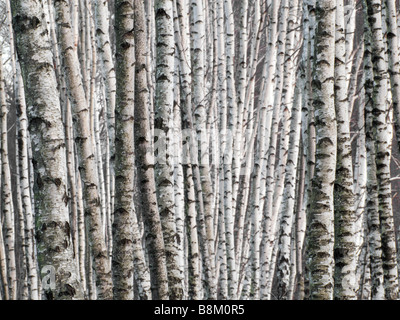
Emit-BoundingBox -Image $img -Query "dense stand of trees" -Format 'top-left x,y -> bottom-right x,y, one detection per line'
0,0 -> 400,300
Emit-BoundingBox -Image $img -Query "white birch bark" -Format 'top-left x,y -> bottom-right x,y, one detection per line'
232,0 -> 248,237
276,83 -> 302,300
242,0 -> 261,146
94,0 -> 115,225
11,0 -> 84,299
113,0 -> 151,300
333,0 -> 357,300
172,43 -> 186,298
365,0 -> 399,300
306,0 -> 336,300
353,68 -> 368,295
134,0 -> 168,300
15,61 -> 39,300
0,48 -> 17,301
190,0 -> 217,299
385,0 -> 400,159
345,0 -> 356,118
271,0 -> 298,237
363,10 -> 385,298
0,211 -> 9,300
214,0 -> 237,299
154,0 -> 183,300
260,0 -> 289,299
255,0 -> 280,298
52,0 -> 113,299
174,0 -> 204,300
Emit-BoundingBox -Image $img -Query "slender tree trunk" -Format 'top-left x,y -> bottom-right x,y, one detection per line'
301,0 -> 317,299
363,7 -> 385,299
113,0 -> 151,300
95,0 -> 115,231
261,0 -> 289,299
276,82 -> 302,300
174,0 -> 203,300
52,0 -> 113,299
333,0 -> 357,300
0,214 -> 9,300
11,0 -> 84,299
154,0 -> 184,300
385,0 -> 400,155
0,48 -> 17,301
190,0 -> 217,299
15,61 -> 39,300
134,0 -> 169,300
306,0 -> 336,300
365,0 -> 399,300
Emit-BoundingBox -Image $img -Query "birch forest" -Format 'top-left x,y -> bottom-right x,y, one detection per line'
1,0 -> 400,301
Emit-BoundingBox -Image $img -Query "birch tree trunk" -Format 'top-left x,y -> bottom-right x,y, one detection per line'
95,0 -> 115,227
214,0 -> 237,299
113,0 -> 152,300
52,0 -> 113,299
0,48 -> 17,301
365,0 -> 399,300
174,0 -> 203,300
232,0 -> 248,244
261,0 -> 289,299
385,0 -> 400,157
134,0 -> 169,300
363,7 -> 385,298
11,0 -> 84,299
301,0 -> 317,298
276,82 -> 302,300
154,0 -> 184,300
256,0 -> 280,300
190,0 -> 217,299
306,0 -> 337,300
15,61 -> 39,300
333,0 -> 357,300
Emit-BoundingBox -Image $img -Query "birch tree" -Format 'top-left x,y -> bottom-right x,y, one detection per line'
154,0 -> 183,300
11,0 -> 84,300
113,0 -> 152,300
52,0 -> 113,299
134,0 -> 169,300
364,0 -> 399,300
333,0 -> 357,300
385,0 -> 400,156
363,4 -> 385,298
190,0 -> 217,299
306,0 -> 337,300
0,47 -> 16,301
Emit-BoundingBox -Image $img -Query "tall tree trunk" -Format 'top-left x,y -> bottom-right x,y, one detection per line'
333,0 -> 357,300
154,0 -> 184,300
385,0 -> 400,154
11,0 -> 84,299
363,6 -> 385,298
190,0 -> 217,299
174,0 -> 203,300
0,48 -> 17,301
113,0 -> 151,300
365,0 -> 399,300
276,81 -> 302,300
15,61 -> 39,300
52,0 -> 113,299
134,0 -> 169,300
95,0 -> 115,238
261,0 -> 289,299
306,0 -> 337,300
